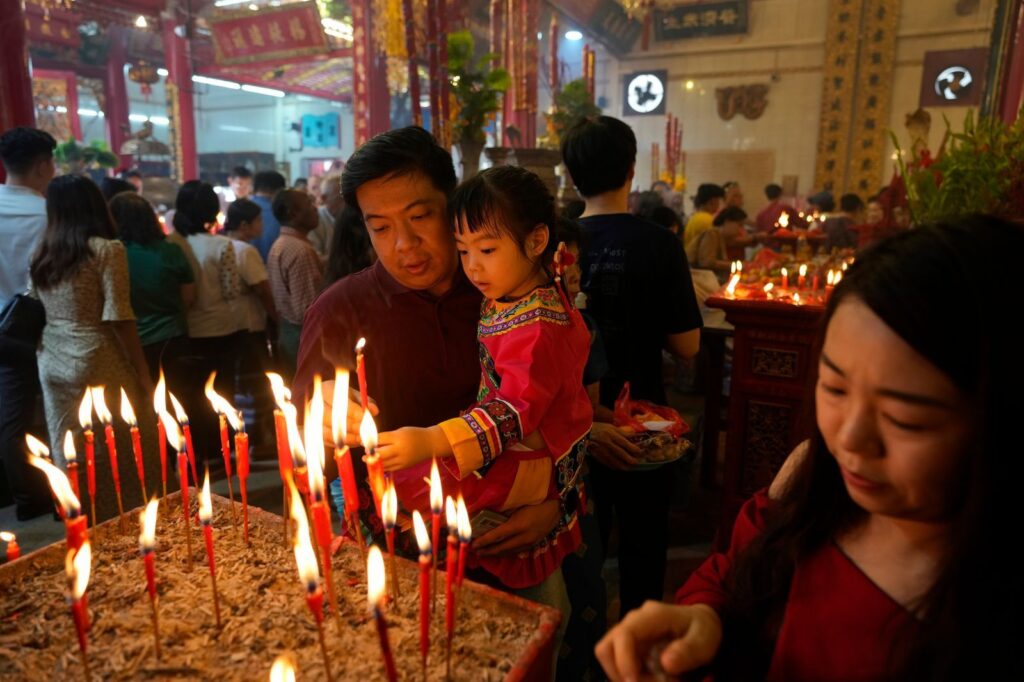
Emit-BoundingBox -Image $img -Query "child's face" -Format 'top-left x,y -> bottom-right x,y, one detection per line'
564,243 -> 582,297
456,222 -> 548,301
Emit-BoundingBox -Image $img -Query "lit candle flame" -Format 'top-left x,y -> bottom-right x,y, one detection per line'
456,495 -> 471,543
833,271 -> 843,285
158,410 -> 184,453
153,371 -> 166,415
781,266 -> 788,279
355,337 -> 366,354
139,497 -> 159,551
736,261 -> 743,273
0,531 -> 14,543
119,387 -> 137,427
331,368 -> 349,446
26,433 -> 49,459
78,389 -> 93,430
412,510 -> 431,554
288,477 -> 319,590
730,261 -> 736,275
763,282 -> 774,294
725,273 -> 740,296
794,293 -> 802,304
284,401 -> 306,468
199,471 -> 213,524
359,411 -> 378,453
381,479 -> 397,529
66,540 -> 92,601
445,496 -> 457,534
269,655 -> 297,682
779,212 -> 790,228
367,545 -> 385,608
28,448 -> 82,517
266,372 -> 292,411
826,270 -> 835,286
168,392 -> 189,425
204,373 -> 243,431
429,459 -> 443,514
799,264 -> 808,278
90,386 -> 112,424
63,430 -> 77,464
304,377 -> 326,498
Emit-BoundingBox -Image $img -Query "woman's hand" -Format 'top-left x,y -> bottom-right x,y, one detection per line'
376,426 -> 446,472
589,422 -> 642,470
473,500 -> 561,556
595,601 -> 722,682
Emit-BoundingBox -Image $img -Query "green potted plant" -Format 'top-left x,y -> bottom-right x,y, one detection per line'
893,110 -> 1024,224
447,29 -> 510,179
54,138 -> 119,175
541,78 -> 601,149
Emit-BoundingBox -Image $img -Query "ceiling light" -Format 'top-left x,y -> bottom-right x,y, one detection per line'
565,30 -> 583,41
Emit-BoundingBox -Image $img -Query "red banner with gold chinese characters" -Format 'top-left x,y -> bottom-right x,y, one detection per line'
210,2 -> 328,66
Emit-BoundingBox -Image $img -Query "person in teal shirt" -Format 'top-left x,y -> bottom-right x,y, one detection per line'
110,192 -> 196,382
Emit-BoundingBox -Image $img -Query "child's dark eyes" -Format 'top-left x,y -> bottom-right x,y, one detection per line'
457,249 -> 468,256
821,384 -> 845,396
481,248 -> 495,255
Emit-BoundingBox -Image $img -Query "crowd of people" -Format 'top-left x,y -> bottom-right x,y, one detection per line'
1,116 -> 1017,681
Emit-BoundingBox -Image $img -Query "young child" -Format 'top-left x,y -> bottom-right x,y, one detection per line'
378,166 -> 593,592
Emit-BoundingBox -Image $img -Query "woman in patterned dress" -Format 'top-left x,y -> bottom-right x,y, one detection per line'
30,175 -> 160,522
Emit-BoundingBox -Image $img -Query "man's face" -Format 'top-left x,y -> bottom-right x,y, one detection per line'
230,176 -> 252,199
357,172 -> 456,297
321,178 -> 344,216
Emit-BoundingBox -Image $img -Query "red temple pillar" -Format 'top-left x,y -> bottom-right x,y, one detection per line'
352,0 -> 391,147
998,0 -> 1024,122
162,15 -> 198,181
104,28 -> 133,170
0,0 -> 35,180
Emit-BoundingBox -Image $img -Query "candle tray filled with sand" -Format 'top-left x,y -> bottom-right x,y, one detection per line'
0,492 -> 559,680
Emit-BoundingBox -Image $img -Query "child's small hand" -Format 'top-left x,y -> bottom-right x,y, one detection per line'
377,426 -> 445,472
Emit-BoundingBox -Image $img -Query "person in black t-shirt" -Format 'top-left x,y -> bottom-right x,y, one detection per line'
562,115 -> 703,620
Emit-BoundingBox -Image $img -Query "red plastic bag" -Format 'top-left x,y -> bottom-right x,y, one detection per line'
612,382 -> 690,438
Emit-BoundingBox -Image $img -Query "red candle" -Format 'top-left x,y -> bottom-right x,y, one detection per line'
355,338 -> 368,412
331,369 -> 365,551
360,411 -> 386,516
289,477 -> 334,681
66,541 -> 93,681
430,459 -> 443,614
381,480 -> 400,601
27,437 -> 88,550
161,409 -> 194,572
169,392 -> 200,488
198,472 -> 222,629
798,264 -> 808,290
63,431 -> 81,502
812,273 -> 820,295
204,373 -> 238,531
154,373 -> 168,503
412,511 -> 432,673
91,387 -> 127,531
444,497 -> 458,640
119,387 -> 147,503
1,531 -> 19,562
78,390 -> 98,528
367,546 -> 398,682
268,372 -> 295,544
456,495 -> 471,588
781,267 -> 789,290
138,498 -> 162,660
236,431 -> 250,545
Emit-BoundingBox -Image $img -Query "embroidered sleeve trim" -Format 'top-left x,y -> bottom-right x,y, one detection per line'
439,398 -> 523,477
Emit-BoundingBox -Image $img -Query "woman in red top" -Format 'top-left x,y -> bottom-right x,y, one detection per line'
596,215 -> 1021,681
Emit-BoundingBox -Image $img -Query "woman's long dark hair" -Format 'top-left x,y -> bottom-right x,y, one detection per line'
110,192 -> 163,245
172,180 -> 219,236
715,215 -> 1022,680
30,175 -> 117,289
324,204 -> 374,285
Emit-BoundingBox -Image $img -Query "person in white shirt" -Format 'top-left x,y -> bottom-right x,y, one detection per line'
223,199 -> 278,448
0,127 -> 57,520
308,173 -> 343,262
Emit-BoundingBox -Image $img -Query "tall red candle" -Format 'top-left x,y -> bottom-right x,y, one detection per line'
91,386 -> 127,531
360,411 -> 386,516
154,372 -> 168,503
235,431 -> 250,545
381,480 -> 400,601
27,438 -> 88,551
139,498 -> 162,660
429,459 -> 443,614
63,431 -> 81,503
78,390 -> 98,528
289,477 -> 334,681
444,496 -> 458,640
120,387 -> 147,501
66,541 -> 93,681
331,369 -> 365,551
456,495 -> 471,588
205,373 -> 238,531
198,472 -> 222,629
354,337 -> 368,412
1,531 -> 20,562
367,546 -> 398,682
412,511 -> 432,673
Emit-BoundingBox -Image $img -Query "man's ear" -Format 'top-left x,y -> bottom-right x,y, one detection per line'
528,224 -> 550,258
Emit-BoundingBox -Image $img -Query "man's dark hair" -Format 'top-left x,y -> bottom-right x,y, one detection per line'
229,165 -> 253,179
0,127 -> 56,175
272,188 -> 310,226
101,177 -> 137,202
634,190 -> 664,218
341,126 -> 456,211
808,191 -> 835,212
562,199 -> 586,220
648,205 -> 683,233
713,206 -> 748,227
253,170 -> 287,194
224,197 -> 262,232
765,183 -> 783,200
560,116 -> 637,198
294,177 -> 308,190
840,192 -> 864,213
694,183 -> 725,209
173,180 -> 220,235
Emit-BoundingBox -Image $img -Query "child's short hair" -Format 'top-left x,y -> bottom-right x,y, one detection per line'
225,198 -> 262,232
449,166 -> 556,263
713,206 -> 747,226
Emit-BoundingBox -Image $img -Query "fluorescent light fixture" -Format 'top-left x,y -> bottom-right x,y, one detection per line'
157,68 -> 169,77
248,3 -> 258,9
150,116 -> 170,125
213,0 -> 250,6
537,31 -> 543,40
55,106 -> 68,113
565,30 -> 583,41
135,16 -> 148,28
241,84 -> 285,97
220,125 -> 253,133
128,113 -> 148,122
192,75 -> 242,90
77,108 -> 101,117
321,18 -> 353,41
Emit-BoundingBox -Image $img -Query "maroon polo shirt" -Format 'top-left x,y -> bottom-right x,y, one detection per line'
293,259 -> 482,432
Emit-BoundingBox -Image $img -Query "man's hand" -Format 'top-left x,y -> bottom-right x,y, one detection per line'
321,379 -> 379,446
595,601 -> 722,682
589,422 -> 642,470
473,499 -> 560,557
376,426 -> 446,472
